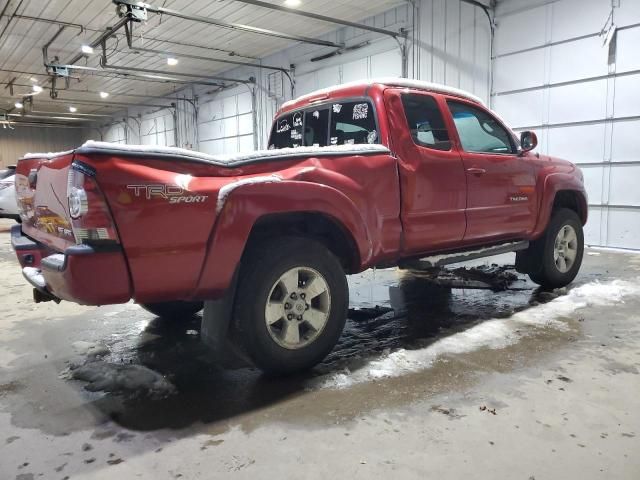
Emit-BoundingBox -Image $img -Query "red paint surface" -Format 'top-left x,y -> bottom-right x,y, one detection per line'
13,81 -> 587,306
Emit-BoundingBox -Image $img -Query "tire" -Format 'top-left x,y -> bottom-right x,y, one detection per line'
526,208 -> 584,289
140,300 -> 204,319
233,236 -> 348,375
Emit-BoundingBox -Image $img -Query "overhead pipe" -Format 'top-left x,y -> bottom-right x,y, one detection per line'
0,95 -> 174,110
2,13 -> 257,60
10,14 -> 84,33
45,62 -> 235,89
113,0 -> 344,49
99,54 -> 255,85
123,21 -> 295,89
230,0 -> 408,40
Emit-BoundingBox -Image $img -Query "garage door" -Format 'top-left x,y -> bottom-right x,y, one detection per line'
295,47 -> 402,97
140,110 -> 176,147
198,89 -> 255,155
102,123 -> 126,144
492,0 -> 640,249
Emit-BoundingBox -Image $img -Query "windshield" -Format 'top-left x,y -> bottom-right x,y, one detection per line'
268,99 -> 378,149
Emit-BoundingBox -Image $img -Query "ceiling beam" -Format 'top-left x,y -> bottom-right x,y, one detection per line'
113,0 -> 344,48
123,21 -> 292,76
0,13 -> 259,59
230,0 -> 407,39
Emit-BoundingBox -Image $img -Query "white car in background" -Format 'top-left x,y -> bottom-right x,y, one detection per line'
0,166 -> 20,222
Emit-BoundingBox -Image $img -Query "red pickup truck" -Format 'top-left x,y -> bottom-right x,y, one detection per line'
12,79 -> 587,374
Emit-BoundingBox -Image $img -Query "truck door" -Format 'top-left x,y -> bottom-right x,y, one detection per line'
384,89 -> 467,255
444,99 -> 538,242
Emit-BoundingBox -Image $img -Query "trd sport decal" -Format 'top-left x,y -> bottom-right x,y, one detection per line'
126,184 -> 208,204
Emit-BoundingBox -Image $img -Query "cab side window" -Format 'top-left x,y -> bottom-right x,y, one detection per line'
401,94 -> 451,151
447,101 -> 515,154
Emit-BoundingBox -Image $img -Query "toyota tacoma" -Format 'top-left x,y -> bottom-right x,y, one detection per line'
11,78 -> 587,374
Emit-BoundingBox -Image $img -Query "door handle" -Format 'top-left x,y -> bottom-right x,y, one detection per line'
466,167 -> 486,176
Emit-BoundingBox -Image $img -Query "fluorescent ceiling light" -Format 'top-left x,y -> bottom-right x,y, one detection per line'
69,106 -> 77,113
81,45 -> 94,54
284,0 -> 301,6
14,102 -> 23,109
167,57 -> 178,66
32,85 -> 43,93
99,91 -> 109,99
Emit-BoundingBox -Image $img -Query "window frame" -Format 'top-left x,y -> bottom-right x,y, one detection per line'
446,99 -> 518,156
400,92 -> 453,152
269,96 -> 381,150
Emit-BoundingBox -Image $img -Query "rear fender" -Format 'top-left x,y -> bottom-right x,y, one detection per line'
532,173 -> 588,239
193,180 -> 371,299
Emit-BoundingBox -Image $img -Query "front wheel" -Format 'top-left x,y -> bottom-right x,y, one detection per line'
233,236 -> 348,375
526,208 -> 584,289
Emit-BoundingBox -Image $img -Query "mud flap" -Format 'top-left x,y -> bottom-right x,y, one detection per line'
200,273 -> 253,369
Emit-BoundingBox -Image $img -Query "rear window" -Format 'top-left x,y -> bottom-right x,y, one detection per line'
329,101 -> 378,146
268,100 -> 378,149
304,108 -> 329,147
270,111 -> 304,149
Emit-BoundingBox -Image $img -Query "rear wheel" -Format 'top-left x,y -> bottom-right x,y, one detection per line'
525,208 -> 584,289
140,300 -> 204,319
233,236 -> 348,375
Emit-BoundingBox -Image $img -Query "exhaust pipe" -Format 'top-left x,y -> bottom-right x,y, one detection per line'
33,288 -> 61,304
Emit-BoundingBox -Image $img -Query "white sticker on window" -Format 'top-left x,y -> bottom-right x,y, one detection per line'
346,139 -> 355,145
291,130 -> 302,140
276,119 -> 291,133
353,103 -> 369,120
313,110 -> 320,119
367,130 -> 378,144
332,104 -> 342,113
330,136 -> 338,145
293,112 -> 303,127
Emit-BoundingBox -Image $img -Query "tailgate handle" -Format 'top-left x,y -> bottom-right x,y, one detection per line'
466,167 -> 486,176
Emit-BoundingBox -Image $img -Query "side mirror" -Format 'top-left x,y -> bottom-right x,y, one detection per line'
520,131 -> 538,153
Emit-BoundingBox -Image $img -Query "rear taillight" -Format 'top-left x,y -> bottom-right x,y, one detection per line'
67,161 -> 119,246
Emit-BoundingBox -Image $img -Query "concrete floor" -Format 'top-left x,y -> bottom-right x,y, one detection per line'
0,217 -> 639,479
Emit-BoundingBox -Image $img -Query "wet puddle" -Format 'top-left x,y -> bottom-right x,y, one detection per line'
56,265 -> 565,431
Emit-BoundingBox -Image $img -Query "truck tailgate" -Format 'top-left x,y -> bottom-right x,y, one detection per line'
15,153 -> 76,252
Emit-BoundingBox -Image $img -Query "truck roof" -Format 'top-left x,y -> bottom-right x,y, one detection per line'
281,77 -> 485,113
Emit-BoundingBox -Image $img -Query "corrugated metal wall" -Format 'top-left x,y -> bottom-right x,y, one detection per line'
0,125 -> 86,167
492,0 -> 640,249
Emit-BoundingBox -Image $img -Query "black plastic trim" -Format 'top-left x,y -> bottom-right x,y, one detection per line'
10,224 -> 37,251
71,160 -> 97,177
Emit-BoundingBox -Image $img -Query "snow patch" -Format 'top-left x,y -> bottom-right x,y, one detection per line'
216,174 -> 282,213
75,140 -> 390,166
318,278 -> 640,389
282,77 -> 485,110
22,267 -> 45,288
421,242 -> 518,265
71,341 -> 110,358
22,149 -> 74,160
71,361 -> 175,398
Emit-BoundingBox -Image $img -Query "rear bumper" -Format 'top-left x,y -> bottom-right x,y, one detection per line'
12,224 -> 131,305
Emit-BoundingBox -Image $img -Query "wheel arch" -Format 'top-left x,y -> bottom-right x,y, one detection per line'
246,212 -> 361,273
552,189 -> 588,225
193,180 -> 372,299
